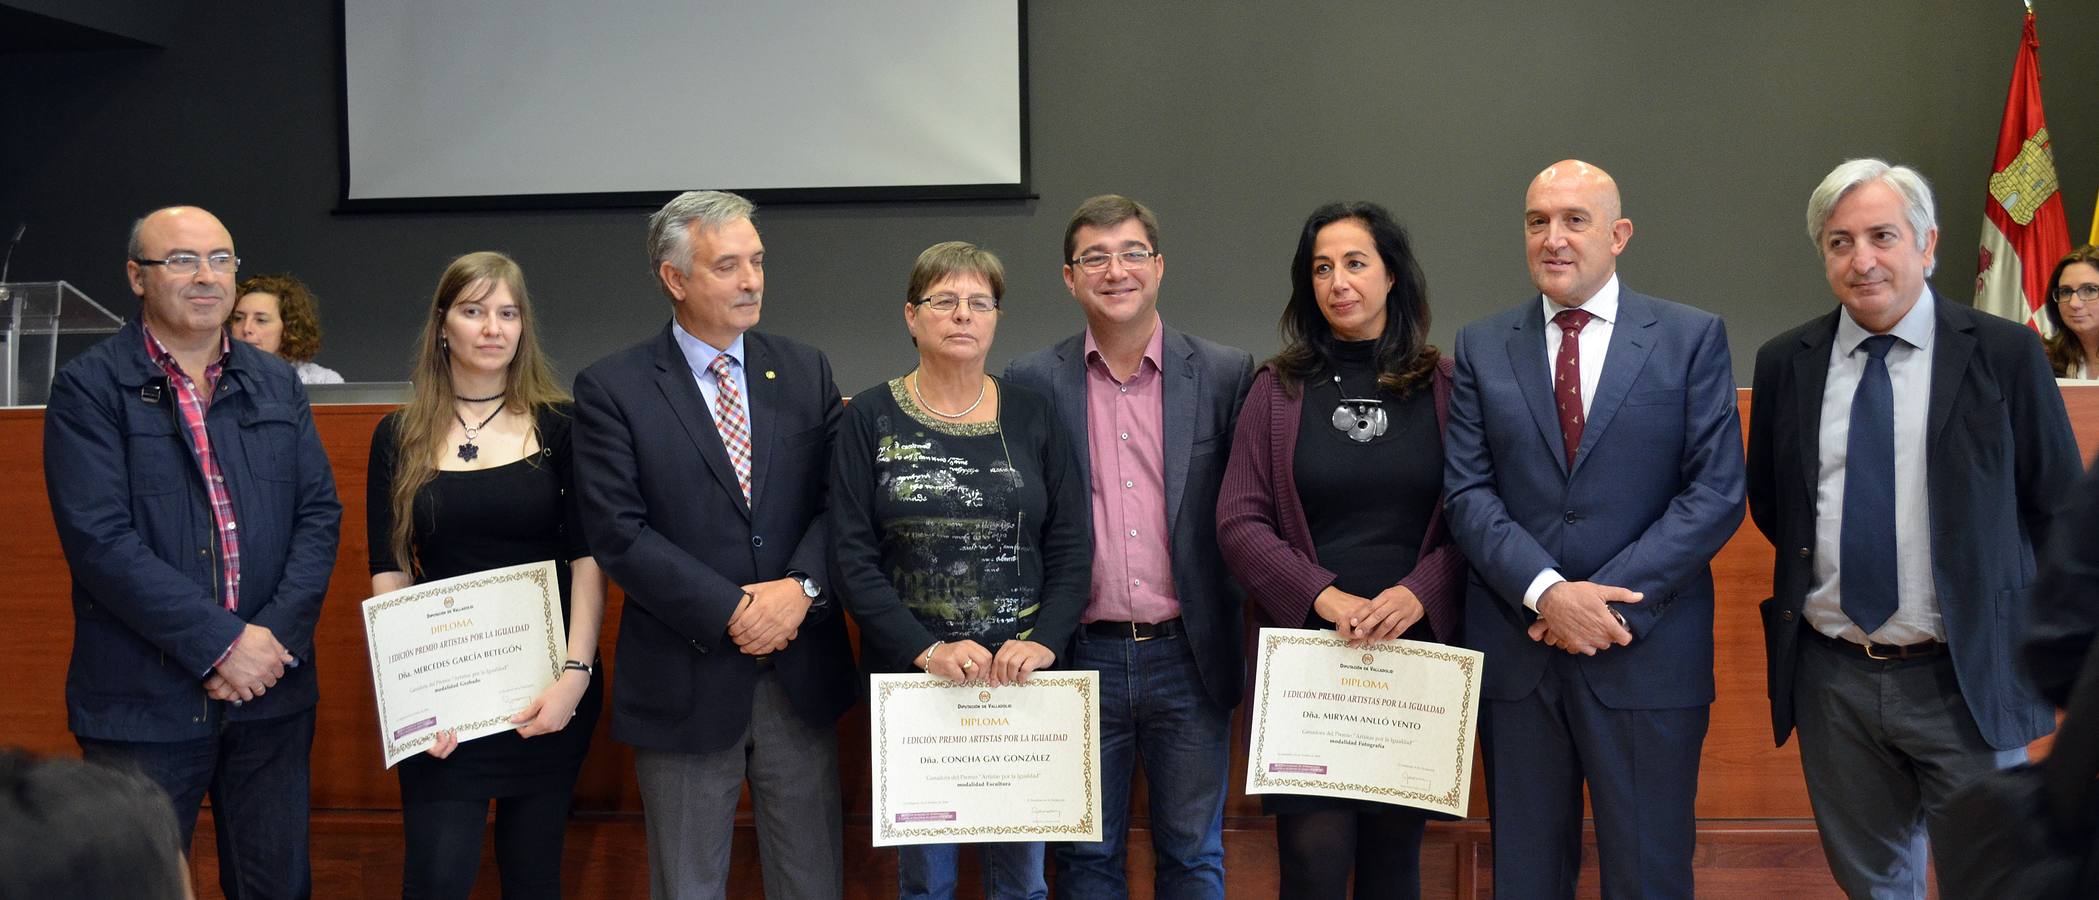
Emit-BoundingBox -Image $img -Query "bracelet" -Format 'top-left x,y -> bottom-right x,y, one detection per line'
919,641 -> 942,669
561,659 -> 594,677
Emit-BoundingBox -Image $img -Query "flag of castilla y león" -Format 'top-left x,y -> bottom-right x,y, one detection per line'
1975,9 -> 2072,336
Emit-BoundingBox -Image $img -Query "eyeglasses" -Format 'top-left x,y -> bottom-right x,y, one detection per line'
133,252 -> 240,275
913,293 -> 999,313
1069,249 -> 1159,272
2056,284 -> 2099,304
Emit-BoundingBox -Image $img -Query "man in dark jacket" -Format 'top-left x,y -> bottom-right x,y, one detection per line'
574,190 -> 854,899
1005,195 -> 1254,899
43,206 -> 341,899
1746,159 -> 2081,896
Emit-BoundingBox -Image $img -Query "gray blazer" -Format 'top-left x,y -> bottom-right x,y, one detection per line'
1005,325 -> 1256,709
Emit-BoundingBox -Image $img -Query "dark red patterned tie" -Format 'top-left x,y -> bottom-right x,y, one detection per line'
1552,308 -> 1594,469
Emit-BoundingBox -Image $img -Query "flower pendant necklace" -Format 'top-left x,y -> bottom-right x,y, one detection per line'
454,403 -> 503,462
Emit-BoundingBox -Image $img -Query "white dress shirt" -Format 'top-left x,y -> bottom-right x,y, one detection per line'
1804,288 -> 1940,645
1523,274 -> 1621,611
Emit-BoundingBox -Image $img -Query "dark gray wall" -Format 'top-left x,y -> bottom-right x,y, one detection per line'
4,2 -> 2096,395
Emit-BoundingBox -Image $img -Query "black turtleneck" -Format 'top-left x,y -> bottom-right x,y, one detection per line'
1291,339 -> 1440,627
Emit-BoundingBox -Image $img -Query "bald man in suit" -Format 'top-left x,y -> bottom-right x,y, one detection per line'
1445,160 -> 1745,898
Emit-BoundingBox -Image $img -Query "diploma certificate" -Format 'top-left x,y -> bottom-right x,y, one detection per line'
869,672 -> 1102,846
1245,628 -> 1483,816
362,560 -> 567,768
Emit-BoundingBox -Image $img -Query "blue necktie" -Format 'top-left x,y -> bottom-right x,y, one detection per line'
1841,334 -> 1900,634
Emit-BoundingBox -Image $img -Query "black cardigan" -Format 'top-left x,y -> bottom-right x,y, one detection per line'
827,377 -> 1091,672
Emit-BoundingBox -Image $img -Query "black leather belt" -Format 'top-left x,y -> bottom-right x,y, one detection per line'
1811,629 -> 1946,661
1083,618 -> 1185,642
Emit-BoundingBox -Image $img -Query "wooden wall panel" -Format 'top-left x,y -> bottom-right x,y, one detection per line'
6,384 -> 2093,897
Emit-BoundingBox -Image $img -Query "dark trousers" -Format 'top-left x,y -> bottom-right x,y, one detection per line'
77,706 -> 316,900
1274,805 -> 1428,900
1794,635 -> 2023,899
1482,653 -> 1708,899
401,787 -> 577,900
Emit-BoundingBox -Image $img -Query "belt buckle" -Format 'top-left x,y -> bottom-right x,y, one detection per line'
1131,622 -> 1153,642
1863,641 -> 1890,661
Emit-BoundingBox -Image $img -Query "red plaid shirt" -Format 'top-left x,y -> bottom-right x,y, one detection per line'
142,325 -> 241,616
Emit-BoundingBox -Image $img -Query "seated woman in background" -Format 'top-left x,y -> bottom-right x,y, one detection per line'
1216,201 -> 1464,900
367,251 -> 605,899
828,241 -> 1089,900
2043,245 -> 2099,379
231,273 -> 345,383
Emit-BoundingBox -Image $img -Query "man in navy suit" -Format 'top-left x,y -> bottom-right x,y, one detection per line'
1445,160 -> 1746,898
1004,194 -> 1254,899
1745,159 -> 2080,897
574,190 -> 855,900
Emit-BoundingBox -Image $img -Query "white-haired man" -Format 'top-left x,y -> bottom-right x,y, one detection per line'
574,190 -> 854,899
1746,159 -> 2081,895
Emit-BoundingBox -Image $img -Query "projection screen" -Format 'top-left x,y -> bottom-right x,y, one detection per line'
340,0 -> 1026,208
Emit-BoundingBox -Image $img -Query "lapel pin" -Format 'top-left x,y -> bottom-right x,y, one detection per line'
765,370 -> 777,380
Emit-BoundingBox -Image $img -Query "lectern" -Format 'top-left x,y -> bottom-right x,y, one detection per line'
0,281 -> 122,406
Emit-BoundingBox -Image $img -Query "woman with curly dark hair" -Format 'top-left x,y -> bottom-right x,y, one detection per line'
231,272 -> 343,383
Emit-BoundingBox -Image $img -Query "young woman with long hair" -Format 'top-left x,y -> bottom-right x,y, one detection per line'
365,251 -> 605,899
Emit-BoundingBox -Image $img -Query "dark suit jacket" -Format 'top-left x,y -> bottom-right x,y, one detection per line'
1445,288 -> 1746,709
2024,466 -> 2099,710
1746,292 -> 2080,749
574,326 -> 856,753
1004,326 -> 1256,710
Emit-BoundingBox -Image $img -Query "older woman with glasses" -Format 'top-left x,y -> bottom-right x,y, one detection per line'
829,241 -> 1089,900
2042,245 -> 2099,379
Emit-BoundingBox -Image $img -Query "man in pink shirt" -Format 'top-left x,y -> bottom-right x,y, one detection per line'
1005,195 -> 1255,899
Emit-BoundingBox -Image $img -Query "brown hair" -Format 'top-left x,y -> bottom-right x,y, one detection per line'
2043,244 -> 2099,376
385,252 -> 569,574
234,272 -> 325,362
1061,194 -> 1161,262
906,240 -> 1006,305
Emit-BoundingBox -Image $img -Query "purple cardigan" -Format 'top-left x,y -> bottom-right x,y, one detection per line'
1216,355 -> 1464,644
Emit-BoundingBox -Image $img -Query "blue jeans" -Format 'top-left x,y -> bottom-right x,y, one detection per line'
898,841 -> 1046,900
77,706 -> 316,900
1055,630 -> 1231,900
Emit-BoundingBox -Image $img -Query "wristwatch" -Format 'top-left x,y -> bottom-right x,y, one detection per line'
788,571 -> 821,600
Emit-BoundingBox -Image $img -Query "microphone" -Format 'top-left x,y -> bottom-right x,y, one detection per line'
0,223 -> 22,286
0,224 -> 21,305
